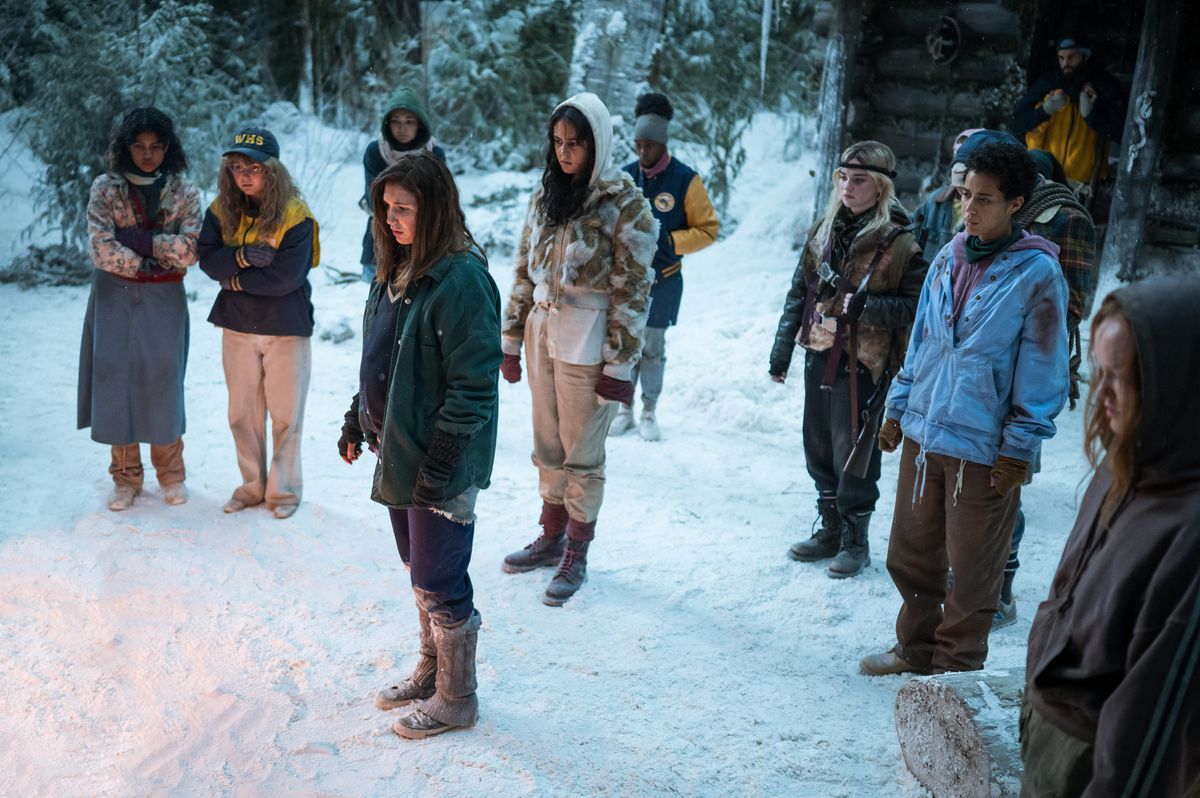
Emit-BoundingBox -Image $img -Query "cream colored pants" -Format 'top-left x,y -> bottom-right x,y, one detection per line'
221,329 -> 311,509
524,307 -> 618,523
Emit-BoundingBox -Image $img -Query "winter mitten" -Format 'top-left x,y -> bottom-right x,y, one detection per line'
1042,90 -> 1068,116
411,430 -> 470,510
115,227 -> 155,258
989,456 -> 1029,496
877,418 -> 902,453
339,394 -> 365,463
138,257 -> 170,276
500,354 -> 522,384
238,244 -> 276,269
594,374 -> 635,407
1079,84 -> 1096,118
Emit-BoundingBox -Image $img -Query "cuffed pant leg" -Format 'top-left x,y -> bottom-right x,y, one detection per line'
935,460 -> 1019,671
262,335 -> 311,509
887,439 -> 948,671
222,329 -> 267,505
109,443 -> 144,489
406,508 -> 475,628
150,436 -> 185,486
639,326 -> 666,412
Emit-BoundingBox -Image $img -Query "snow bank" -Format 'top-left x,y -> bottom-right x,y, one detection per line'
0,112 -> 1093,796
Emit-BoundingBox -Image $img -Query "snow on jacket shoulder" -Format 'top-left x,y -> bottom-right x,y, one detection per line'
87,172 -> 202,278
502,167 -> 657,380
885,230 -> 1069,466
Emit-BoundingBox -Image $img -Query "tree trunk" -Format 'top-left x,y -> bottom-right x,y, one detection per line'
298,0 -> 315,114
567,0 -> 666,122
810,0 -> 863,225
1100,0 -> 1183,283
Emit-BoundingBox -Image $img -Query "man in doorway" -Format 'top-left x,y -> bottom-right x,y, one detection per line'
614,92 -> 719,441
1009,36 -> 1126,189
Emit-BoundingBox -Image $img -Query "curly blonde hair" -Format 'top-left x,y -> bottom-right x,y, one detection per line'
214,154 -> 300,240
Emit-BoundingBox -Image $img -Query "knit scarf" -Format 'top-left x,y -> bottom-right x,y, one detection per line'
965,225 -> 1022,264
378,132 -> 434,167
123,168 -> 161,187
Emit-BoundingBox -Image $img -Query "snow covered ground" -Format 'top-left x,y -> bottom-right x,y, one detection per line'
0,112 -> 1095,796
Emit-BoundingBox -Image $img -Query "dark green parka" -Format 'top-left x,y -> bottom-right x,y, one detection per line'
364,250 -> 502,508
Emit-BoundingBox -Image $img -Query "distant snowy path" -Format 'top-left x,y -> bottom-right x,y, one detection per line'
0,115 -> 1093,796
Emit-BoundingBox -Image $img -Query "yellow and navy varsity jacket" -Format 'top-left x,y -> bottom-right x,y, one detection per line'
624,156 -> 719,327
197,197 -> 320,337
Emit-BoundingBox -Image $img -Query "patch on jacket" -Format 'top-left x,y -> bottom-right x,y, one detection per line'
653,192 -> 675,212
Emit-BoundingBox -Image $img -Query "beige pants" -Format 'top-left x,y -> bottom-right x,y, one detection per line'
525,307 -> 618,523
109,438 -> 185,488
221,329 -> 311,509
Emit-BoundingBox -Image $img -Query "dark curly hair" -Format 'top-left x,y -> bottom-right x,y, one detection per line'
108,107 -> 188,175
635,92 -> 673,120
536,104 -> 594,225
964,141 -> 1036,204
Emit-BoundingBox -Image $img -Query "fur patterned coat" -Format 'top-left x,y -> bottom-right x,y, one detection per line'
502,167 -> 658,380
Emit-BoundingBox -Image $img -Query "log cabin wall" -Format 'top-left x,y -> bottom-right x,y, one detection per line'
845,1 -> 1026,210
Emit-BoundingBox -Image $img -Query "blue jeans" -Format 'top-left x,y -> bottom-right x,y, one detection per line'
389,507 -> 475,626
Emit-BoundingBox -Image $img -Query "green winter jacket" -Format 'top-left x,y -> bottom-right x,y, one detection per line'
382,87 -> 434,142
365,250 -> 503,509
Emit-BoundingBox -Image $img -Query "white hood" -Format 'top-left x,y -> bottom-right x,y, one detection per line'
555,92 -> 613,188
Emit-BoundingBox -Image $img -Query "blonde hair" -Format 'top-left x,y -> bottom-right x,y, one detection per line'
813,140 -> 899,250
1084,295 -> 1142,526
214,154 -> 300,241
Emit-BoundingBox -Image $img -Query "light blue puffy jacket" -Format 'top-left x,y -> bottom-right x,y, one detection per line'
885,230 -> 1069,466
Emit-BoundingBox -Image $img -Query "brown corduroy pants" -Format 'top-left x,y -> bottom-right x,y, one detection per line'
886,437 -> 1020,672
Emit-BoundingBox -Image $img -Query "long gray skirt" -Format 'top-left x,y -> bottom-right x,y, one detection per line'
78,270 -> 189,445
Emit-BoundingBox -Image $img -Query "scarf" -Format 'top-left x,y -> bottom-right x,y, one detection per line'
964,224 -> 1023,264
640,150 -> 671,180
830,205 -> 873,270
378,132 -> 435,167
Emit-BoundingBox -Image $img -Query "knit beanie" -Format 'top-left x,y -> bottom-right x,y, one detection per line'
634,92 -> 672,145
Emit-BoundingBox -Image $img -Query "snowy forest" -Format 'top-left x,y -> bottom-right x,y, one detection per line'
2,0 -> 1197,795
1,0 -> 819,264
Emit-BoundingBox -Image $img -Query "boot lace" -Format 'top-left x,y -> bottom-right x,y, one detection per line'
553,547 -> 581,579
525,531 -> 558,551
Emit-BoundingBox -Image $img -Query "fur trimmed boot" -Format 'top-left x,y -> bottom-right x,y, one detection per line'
502,501 -> 569,573
393,611 -> 480,739
788,497 -> 841,561
376,603 -> 437,710
544,519 -> 594,606
827,512 -> 871,579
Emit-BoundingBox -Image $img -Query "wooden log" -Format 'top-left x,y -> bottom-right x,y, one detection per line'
867,83 -> 986,120
874,2 -> 1017,45
894,670 -> 1025,798
1100,0 -> 1185,282
856,125 -> 947,160
875,48 -> 1015,85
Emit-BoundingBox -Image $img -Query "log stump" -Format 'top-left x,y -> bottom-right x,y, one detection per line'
894,670 -> 1025,798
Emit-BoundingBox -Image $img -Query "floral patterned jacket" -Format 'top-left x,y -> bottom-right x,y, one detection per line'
87,172 -> 202,278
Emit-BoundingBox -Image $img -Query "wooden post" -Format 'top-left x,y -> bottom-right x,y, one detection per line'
809,0 -> 863,225
1100,0 -> 1183,283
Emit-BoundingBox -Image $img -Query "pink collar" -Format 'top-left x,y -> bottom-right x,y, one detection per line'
640,150 -> 671,179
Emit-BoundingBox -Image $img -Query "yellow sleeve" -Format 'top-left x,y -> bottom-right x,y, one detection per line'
669,175 -> 719,256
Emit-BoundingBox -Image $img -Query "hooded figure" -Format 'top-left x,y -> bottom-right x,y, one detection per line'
497,92 -> 658,606
1022,276 -> 1200,797
359,88 -> 445,280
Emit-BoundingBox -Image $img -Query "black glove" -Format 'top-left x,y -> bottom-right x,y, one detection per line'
844,290 -> 868,321
339,394 -> 365,463
115,227 -> 154,258
411,429 -> 470,509
239,244 -> 276,269
138,257 -> 170,276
